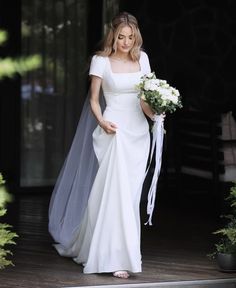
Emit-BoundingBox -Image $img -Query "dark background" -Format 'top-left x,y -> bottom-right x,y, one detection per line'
120,0 -> 236,113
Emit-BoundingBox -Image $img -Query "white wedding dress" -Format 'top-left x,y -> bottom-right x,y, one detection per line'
52,51 -> 151,274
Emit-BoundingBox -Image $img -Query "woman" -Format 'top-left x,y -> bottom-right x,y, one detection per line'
49,11 -> 158,279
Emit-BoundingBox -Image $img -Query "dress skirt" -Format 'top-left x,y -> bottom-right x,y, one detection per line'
54,95 -> 150,274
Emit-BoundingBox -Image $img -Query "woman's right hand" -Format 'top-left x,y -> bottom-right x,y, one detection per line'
99,120 -> 117,134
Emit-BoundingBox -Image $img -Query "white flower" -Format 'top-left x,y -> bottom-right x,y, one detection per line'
144,79 -> 158,91
164,94 -> 178,104
171,88 -> 180,97
161,83 -> 170,89
145,72 -> 155,79
157,87 -> 168,96
159,79 -> 167,85
161,99 -> 167,106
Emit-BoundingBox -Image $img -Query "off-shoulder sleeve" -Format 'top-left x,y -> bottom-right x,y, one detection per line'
140,51 -> 151,74
89,55 -> 106,78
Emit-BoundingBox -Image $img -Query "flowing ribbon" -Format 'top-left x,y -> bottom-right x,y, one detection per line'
145,115 -> 164,225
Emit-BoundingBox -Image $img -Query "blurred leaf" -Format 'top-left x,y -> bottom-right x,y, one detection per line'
0,55 -> 42,80
0,30 -> 8,45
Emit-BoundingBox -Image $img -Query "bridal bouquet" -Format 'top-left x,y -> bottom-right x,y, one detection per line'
136,72 -> 182,225
136,72 -> 182,115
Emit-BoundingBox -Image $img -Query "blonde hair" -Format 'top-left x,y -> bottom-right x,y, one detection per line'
96,12 -> 143,62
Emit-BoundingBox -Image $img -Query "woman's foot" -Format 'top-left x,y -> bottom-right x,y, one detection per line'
113,270 -> 130,279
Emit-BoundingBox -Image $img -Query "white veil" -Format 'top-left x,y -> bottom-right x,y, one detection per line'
48,92 -> 105,249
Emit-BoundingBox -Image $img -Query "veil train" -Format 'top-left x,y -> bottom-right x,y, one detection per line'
48,92 -> 105,249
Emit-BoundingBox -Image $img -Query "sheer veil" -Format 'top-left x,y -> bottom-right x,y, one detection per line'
48,92 -> 105,249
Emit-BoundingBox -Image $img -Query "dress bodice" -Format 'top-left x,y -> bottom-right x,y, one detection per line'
89,51 -> 151,111
102,59 -> 142,94
103,63 -> 143,111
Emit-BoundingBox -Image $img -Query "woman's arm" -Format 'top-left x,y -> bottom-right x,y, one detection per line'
140,99 -> 156,121
140,99 -> 166,122
89,76 -> 117,134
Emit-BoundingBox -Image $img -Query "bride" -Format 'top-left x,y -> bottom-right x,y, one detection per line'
48,11 -> 161,279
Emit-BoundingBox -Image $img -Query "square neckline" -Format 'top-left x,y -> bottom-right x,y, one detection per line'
107,57 -> 142,75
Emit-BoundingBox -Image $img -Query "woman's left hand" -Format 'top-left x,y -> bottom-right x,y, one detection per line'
151,112 -> 166,122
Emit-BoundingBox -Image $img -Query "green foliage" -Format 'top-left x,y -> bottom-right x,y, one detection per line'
0,30 -> 7,45
0,173 -> 18,269
0,55 -> 42,80
0,29 -> 40,268
0,30 -> 41,80
210,182 -> 236,258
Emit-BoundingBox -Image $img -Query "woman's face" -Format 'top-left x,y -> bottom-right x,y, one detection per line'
116,25 -> 135,54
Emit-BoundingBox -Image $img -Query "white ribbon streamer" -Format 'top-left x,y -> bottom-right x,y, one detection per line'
145,115 -> 164,225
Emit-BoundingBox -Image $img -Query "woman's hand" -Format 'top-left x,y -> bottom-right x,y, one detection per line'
99,120 -> 117,134
140,99 -> 166,122
151,112 -> 166,122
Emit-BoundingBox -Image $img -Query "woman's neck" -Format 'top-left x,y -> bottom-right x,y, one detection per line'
110,52 -> 130,62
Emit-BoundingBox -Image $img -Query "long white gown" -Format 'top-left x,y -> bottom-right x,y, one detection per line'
53,51 -> 151,274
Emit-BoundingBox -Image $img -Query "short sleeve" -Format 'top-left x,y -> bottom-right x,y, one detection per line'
140,51 -> 151,74
89,55 -> 107,78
